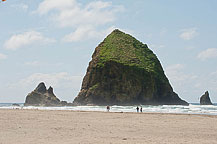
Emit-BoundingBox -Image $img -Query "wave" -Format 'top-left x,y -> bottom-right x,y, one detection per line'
1,103 -> 217,115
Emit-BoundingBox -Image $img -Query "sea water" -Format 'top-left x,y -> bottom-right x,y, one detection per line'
1,103 -> 217,115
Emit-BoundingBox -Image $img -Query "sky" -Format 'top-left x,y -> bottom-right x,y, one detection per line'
0,0 -> 217,103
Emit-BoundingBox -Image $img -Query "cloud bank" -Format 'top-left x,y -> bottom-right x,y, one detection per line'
36,0 -> 124,42
179,28 -> 198,40
14,72 -> 82,88
4,31 -> 55,50
197,48 -> 217,60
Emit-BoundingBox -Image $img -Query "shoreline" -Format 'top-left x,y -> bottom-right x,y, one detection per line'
1,108 -> 217,117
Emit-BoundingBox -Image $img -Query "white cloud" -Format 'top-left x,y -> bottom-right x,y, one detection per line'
8,72 -> 83,101
62,26 -> 115,42
36,0 -> 77,15
35,0 -> 124,42
0,53 -> 7,60
10,72 -> 82,90
63,26 -> 94,42
11,3 -> 28,11
197,48 -> 217,60
179,28 -> 198,40
36,0 -> 123,28
194,71 -> 217,93
165,64 -> 197,85
4,31 -> 55,50
165,64 -> 217,102
165,64 -> 199,101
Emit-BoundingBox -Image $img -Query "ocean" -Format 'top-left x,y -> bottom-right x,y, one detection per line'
1,103 -> 217,115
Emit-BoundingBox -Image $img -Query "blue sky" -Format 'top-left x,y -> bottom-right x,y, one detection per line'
0,0 -> 217,103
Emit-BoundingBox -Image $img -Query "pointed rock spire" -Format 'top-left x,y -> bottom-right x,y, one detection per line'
35,82 -> 46,93
200,91 -> 213,105
48,86 -> 54,95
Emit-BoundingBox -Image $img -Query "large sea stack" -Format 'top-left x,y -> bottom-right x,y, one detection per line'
73,29 -> 188,105
25,82 -> 62,106
200,91 -> 213,105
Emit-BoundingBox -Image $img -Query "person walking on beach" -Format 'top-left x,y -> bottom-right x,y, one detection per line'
140,106 -> 143,113
136,106 -> 139,112
106,105 -> 110,112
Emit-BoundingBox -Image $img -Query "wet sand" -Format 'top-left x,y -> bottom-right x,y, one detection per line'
0,109 -> 217,144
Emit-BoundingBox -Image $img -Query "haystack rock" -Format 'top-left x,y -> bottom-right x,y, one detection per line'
200,91 -> 213,105
24,82 -> 62,106
73,29 -> 188,106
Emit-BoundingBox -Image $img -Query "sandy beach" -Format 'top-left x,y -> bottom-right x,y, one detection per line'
0,109 -> 217,144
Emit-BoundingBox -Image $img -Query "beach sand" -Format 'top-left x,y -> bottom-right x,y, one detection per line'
0,109 -> 217,144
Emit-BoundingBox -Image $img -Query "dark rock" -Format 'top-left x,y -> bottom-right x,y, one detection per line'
12,103 -> 20,106
35,82 -> 46,93
24,82 -> 62,106
200,91 -> 213,105
66,103 -> 74,106
73,29 -> 188,106
48,86 -> 54,95
60,101 -> 68,106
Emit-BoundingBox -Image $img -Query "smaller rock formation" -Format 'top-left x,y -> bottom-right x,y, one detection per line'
12,103 -> 20,106
24,82 -> 63,106
200,91 -> 213,105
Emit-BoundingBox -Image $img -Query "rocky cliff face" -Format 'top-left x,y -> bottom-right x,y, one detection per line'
73,29 -> 188,106
200,91 -> 213,105
24,82 -> 62,106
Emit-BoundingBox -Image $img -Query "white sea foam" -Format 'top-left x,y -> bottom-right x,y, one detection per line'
1,103 -> 217,115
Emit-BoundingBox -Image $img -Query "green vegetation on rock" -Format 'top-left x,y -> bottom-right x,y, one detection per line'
97,29 -> 167,83
89,83 -> 99,91
98,30 -> 158,70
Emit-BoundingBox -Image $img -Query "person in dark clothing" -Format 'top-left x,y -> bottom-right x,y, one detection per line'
136,106 -> 139,112
140,106 -> 143,113
106,105 -> 110,112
